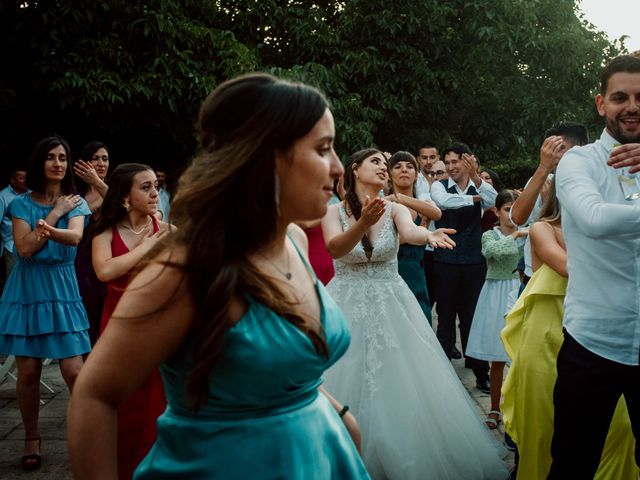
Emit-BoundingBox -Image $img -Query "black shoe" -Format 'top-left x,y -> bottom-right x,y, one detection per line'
475,379 -> 491,394
450,347 -> 462,359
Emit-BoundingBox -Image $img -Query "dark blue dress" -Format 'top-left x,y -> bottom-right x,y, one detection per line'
397,214 -> 432,323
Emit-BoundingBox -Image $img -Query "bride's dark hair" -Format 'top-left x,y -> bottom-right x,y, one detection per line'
149,73 -> 330,411
343,148 -> 383,260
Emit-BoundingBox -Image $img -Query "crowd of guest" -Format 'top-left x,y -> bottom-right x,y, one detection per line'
0,54 -> 638,479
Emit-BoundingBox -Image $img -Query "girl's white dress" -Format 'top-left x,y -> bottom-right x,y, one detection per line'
323,204 -> 507,480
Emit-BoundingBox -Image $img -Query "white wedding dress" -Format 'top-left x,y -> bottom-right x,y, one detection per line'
323,204 -> 507,480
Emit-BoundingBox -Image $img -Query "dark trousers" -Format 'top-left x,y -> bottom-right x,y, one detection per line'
423,250 -> 436,306
433,261 -> 489,381
548,331 -> 640,478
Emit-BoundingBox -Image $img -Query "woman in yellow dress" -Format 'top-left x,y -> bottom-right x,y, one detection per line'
500,180 -> 637,480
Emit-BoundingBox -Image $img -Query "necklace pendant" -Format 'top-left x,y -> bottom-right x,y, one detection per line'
285,272 -> 292,280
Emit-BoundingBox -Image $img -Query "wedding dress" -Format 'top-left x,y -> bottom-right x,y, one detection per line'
323,203 -> 507,480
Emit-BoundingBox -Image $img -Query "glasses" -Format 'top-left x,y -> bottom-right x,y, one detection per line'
428,170 -> 446,177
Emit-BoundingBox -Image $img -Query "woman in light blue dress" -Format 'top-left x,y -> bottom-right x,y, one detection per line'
0,136 -> 91,470
68,74 -> 369,479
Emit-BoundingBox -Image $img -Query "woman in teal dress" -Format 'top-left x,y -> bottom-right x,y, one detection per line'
68,74 -> 369,479
387,151 -> 442,323
0,136 -> 91,470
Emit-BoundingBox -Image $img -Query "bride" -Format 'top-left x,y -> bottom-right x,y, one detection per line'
321,149 -> 507,480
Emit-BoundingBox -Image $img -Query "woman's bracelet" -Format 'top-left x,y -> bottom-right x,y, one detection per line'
338,405 -> 349,418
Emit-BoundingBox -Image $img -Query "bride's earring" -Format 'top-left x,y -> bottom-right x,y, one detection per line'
123,198 -> 130,212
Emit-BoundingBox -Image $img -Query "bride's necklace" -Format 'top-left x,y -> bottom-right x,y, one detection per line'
259,247 -> 292,280
121,217 -> 151,235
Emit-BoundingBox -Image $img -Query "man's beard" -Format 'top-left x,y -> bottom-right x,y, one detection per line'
606,115 -> 640,144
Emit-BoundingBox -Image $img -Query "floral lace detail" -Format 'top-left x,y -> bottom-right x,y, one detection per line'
331,202 -> 401,396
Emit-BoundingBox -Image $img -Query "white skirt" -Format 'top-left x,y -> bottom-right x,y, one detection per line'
466,278 -> 520,362
324,271 -> 507,480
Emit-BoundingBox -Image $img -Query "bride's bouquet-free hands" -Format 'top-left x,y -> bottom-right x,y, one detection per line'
427,228 -> 456,249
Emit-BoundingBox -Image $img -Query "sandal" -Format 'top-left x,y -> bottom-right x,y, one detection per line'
22,435 -> 41,471
485,410 -> 502,430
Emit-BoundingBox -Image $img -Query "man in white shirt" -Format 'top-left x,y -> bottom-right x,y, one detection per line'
548,55 -> 640,478
415,142 -> 439,198
155,169 -> 171,221
430,142 -> 497,391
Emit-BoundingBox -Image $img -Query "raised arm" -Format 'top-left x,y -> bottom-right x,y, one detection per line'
511,136 -> 564,225
74,160 -> 109,198
557,151 -> 640,238
68,251 -> 194,479
481,230 -> 519,260
322,198 -> 385,259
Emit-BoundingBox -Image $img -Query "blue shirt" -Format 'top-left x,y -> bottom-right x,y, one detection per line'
157,187 -> 171,222
0,184 -> 26,254
556,129 -> 640,365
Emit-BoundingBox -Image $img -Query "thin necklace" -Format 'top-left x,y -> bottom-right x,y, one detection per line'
121,217 -> 152,235
259,247 -> 292,280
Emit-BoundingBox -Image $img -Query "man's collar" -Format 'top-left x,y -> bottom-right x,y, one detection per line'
600,129 -> 618,151
448,177 -> 471,192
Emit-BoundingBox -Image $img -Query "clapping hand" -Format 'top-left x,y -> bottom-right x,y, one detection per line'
428,228 -> 456,249
360,196 -> 386,227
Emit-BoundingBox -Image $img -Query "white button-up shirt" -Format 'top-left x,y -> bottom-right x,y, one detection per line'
415,173 -> 431,199
556,129 -> 640,366
430,177 -> 497,211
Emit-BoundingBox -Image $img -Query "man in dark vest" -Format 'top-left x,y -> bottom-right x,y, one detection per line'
430,142 -> 497,392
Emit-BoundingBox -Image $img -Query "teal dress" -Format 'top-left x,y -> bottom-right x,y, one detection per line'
397,214 -> 432,323
134,247 -> 370,479
0,194 -> 91,358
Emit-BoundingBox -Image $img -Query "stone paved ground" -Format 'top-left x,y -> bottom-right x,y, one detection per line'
0,314 -> 514,479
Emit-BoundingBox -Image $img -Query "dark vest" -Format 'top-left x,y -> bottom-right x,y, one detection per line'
434,180 -> 485,265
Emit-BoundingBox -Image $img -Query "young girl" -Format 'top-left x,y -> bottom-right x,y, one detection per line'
466,189 -> 527,429
501,181 -> 637,480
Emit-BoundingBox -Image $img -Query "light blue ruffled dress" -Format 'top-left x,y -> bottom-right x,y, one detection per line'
134,246 -> 370,479
0,194 -> 91,359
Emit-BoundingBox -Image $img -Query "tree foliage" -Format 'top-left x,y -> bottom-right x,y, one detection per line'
0,0 -> 626,187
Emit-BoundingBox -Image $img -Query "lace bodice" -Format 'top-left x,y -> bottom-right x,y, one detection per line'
334,203 -> 399,280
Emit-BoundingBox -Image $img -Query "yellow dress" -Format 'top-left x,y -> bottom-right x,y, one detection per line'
501,263 -> 638,480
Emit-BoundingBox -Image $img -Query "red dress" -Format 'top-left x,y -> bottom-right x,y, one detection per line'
304,224 -> 335,285
99,217 -> 167,480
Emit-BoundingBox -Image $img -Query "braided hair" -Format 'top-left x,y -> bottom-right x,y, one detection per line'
343,148 -> 383,260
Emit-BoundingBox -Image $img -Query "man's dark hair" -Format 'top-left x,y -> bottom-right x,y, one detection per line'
544,121 -> 589,147
600,55 -> 640,95
442,142 -> 472,159
417,141 -> 438,154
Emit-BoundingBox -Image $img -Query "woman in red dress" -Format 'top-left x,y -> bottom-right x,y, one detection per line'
90,163 -> 171,479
